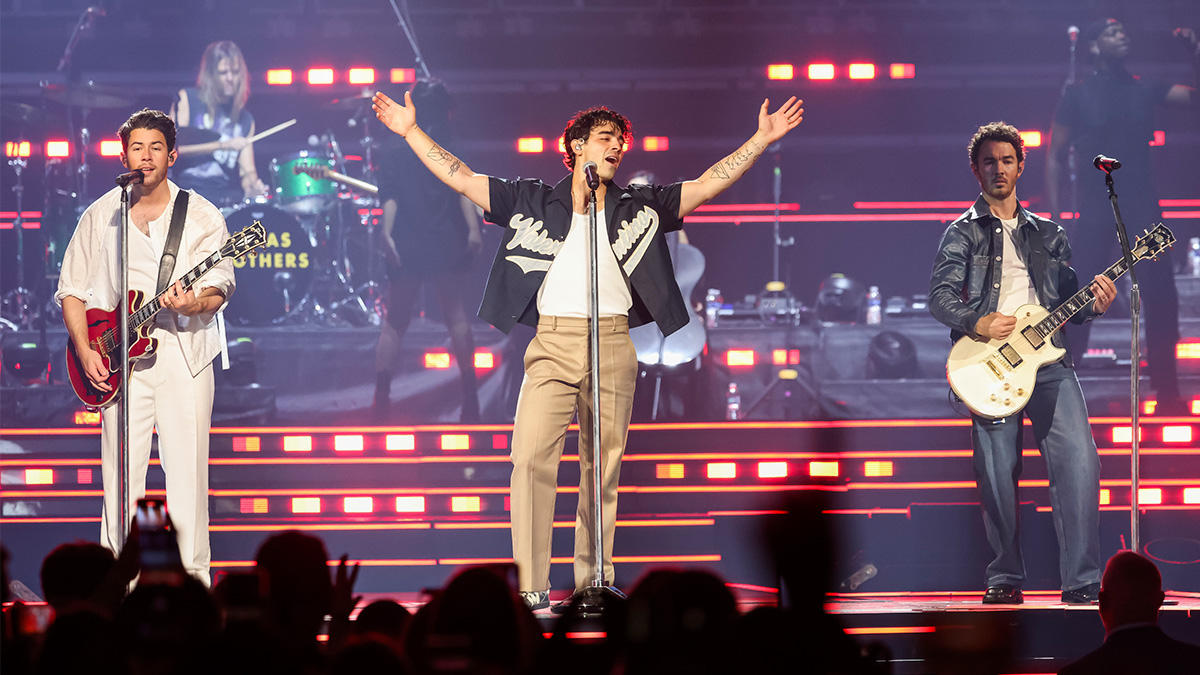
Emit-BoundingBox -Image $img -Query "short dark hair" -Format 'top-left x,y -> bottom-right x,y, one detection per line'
561,107 -> 633,171
968,121 -> 1024,166
118,108 -> 177,153
1082,17 -> 1119,45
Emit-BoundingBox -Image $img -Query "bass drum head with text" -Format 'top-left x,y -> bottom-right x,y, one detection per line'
222,201 -> 314,325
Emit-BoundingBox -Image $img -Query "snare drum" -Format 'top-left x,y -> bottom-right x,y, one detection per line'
222,201 -> 314,325
269,151 -> 337,215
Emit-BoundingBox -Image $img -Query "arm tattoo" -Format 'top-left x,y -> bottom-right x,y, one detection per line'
709,140 -> 764,181
426,144 -> 464,178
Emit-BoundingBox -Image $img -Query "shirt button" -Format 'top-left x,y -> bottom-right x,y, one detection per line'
995,228 -> 1002,234
993,283 -> 1000,289
995,256 -> 1001,261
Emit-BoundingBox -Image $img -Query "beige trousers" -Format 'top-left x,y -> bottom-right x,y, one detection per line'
510,315 -> 638,593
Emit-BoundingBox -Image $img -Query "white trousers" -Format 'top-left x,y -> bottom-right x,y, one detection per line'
100,329 -> 214,585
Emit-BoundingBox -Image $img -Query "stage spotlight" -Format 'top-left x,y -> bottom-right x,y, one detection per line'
865,331 -> 919,379
2,341 -> 50,386
815,274 -> 865,323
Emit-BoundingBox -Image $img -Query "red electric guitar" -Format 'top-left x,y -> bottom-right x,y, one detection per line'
66,221 -> 267,408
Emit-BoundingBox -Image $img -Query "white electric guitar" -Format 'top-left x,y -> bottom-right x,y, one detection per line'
947,223 -> 1174,419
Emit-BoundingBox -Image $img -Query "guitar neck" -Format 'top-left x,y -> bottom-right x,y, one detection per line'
1036,255 -> 1130,339
127,249 -> 226,332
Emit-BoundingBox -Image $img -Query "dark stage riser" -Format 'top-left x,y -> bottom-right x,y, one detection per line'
4,419 -> 1199,600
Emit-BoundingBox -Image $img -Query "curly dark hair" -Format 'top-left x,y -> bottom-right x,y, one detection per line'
968,121 -> 1024,166
561,106 -> 633,171
119,108 -> 177,153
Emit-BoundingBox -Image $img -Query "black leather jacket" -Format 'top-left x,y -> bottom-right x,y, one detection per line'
929,195 -> 1097,362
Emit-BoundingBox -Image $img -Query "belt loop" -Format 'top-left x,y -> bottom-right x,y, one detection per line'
550,315 -> 557,330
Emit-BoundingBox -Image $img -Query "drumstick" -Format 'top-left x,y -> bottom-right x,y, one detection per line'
247,119 -> 297,143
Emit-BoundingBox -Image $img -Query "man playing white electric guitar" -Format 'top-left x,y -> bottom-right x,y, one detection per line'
929,122 -> 1116,606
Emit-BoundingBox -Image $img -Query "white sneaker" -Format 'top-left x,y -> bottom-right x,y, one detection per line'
519,590 -> 549,610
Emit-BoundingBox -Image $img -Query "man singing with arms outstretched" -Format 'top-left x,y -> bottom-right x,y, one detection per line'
929,122 -> 1115,606
56,109 -> 234,585
373,90 -> 803,609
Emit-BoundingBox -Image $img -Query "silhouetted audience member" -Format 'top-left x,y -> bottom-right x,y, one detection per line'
254,531 -> 335,647
352,598 -> 412,654
762,492 -> 883,674
1059,550 -> 1200,675
115,576 -> 221,675
920,613 -> 1016,675
36,609 -> 123,675
39,541 -> 115,614
405,566 -> 541,675
331,635 -> 412,675
620,568 -> 739,675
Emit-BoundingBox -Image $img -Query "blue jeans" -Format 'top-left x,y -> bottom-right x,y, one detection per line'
970,361 -> 1102,591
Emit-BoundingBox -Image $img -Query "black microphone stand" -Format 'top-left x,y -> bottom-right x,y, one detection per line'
564,173 -> 626,617
1102,165 -> 1142,551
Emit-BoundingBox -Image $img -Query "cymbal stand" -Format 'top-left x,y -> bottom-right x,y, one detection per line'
2,153 -> 35,330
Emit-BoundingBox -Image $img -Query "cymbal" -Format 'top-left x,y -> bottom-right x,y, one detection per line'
176,127 -> 222,145
1,102 -> 46,126
43,82 -> 132,109
325,91 -> 374,110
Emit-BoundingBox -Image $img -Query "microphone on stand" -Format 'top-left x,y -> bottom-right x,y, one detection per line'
1068,25 -> 1079,44
1093,155 -> 1122,173
115,169 -> 144,187
583,161 -> 600,190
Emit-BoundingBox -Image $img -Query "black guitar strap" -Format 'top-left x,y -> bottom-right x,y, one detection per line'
1023,217 -> 1048,303
155,190 -> 190,295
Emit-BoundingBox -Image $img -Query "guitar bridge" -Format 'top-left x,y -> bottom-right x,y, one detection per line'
985,359 -> 1004,379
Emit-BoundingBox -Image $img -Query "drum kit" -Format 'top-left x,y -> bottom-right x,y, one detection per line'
1,83 -> 387,331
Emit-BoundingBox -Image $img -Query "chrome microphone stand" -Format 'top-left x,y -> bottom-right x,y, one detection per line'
1099,159 -> 1142,551
117,180 -> 133,549
565,164 -> 625,616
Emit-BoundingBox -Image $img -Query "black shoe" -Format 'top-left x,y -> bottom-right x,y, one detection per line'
551,597 -> 573,615
982,585 -> 1023,604
1061,583 -> 1100,604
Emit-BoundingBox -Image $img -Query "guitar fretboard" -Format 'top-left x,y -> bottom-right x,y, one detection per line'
1023,244 -> 1143,346
97,250 -> 225,355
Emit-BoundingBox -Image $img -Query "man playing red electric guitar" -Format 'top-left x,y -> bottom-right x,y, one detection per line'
55,108 -> 235,586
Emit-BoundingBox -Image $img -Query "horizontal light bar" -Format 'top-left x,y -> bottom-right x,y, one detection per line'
474,352 -> 495,369
386,434 -> 415,451
424,352 -> 451,369
233,436 -> 260,452
1178,343 -> 1200,360
492,434 -> 508,450
344,496 -> 374,514
347,68 -> 375,85
1100,488 -> 1111,505
291,497 -> 321,514
1138,488 -> 1163,505
240,497 -> 268,514
440,434 -> 470,451
1162,426 -> 1193,443
451,496 -> 481,512
847,63 -> 875,80
758,461 -> 788,478
517,137 -> 544,153
74,410 -> 101,426
390,68 -> 416,84
76,468 -> 93,484
725,349 -> 755,367
25,469 -> 53,485
642,136 -> 669,152
46,141 -> 71,158
395,496 -> 426,513
889,63 -> 915,79
5,141 -> 31,157
807,63 -> 835,80
1183,488 -> 1200,505
266,69 -> 293,85
767,64 -> 794,80
1019,130 -> 1042,148
656,463 -> 685,479
334,435 -> 364,452
864,461 -> 893,477
307,68 -> 335,85
706,462 -> 737,479
809,461 -> 839,477
283,435 -> 313,452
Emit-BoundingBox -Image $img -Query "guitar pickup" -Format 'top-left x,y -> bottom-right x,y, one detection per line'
1020,326 -> 1044,350
998,344 -> 1022,368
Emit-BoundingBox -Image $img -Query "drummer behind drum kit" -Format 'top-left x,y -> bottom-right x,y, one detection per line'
1,82 -> 387,330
